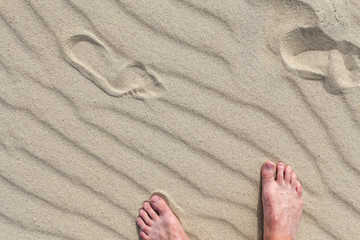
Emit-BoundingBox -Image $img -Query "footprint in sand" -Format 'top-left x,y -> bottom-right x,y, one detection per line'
64,32 -> 164,100
280,27 -> 360,94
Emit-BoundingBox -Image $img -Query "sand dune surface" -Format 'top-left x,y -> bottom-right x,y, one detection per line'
1,0 -> 360,239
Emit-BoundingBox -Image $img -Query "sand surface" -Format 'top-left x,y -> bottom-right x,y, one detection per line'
1,0 -> 360,239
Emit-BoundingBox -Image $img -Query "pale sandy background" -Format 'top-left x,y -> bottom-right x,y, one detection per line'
1,0 -> 360,239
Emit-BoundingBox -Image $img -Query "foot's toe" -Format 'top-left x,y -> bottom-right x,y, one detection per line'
276,162 -> 285,183
296,181 -> 303,196
143,202 -> 159,220
261,161 -> 276,182
284,165 -> 292,183
139,229 -> 149,240
291,171 -> 297,189
137,217 -> 150,234
150,195 -> 171,216
139,209 -> 153,226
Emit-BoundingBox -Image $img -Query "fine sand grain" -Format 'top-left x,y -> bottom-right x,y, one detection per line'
1,0 -> 360,239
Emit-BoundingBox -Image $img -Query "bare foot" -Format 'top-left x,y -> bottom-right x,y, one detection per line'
261,161 -> 303,240
137,195 -> 189,240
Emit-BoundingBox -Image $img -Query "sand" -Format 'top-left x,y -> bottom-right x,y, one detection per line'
1,0 -> 360,239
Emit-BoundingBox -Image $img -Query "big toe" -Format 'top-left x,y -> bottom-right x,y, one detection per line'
150,195 -> 171,216
261,161 -> 276,182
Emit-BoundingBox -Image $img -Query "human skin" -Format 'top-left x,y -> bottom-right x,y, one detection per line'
136,160 -> 303,240
262,161 -> 303,240
136,195 -> 189,240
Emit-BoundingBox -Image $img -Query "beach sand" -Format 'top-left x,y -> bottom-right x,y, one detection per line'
1,0 -> 360,239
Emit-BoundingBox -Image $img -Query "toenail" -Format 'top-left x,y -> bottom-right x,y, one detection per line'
265,163 -> 274,170
278,162 -> 284,167
151,196 -> 160,203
